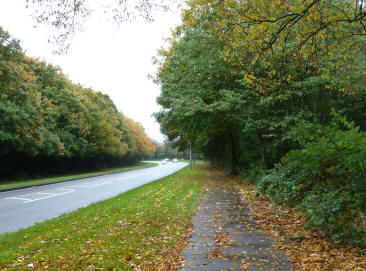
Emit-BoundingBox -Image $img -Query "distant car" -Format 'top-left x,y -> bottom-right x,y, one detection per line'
173,158 -> 178,163
162,158 -> 169,165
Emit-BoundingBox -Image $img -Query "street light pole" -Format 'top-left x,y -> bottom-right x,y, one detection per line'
190,141 -> 192,170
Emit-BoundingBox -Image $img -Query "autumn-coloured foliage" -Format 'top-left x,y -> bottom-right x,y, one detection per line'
154,0 -> 366,246
237,180 -> 366,270
0,26 -> 155,179
124,117 -> 156,159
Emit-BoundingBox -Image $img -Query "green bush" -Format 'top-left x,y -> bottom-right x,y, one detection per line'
257,113 -> 366,246
240,162 -> 266,184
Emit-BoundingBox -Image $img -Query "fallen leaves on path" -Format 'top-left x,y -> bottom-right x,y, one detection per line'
165,221 -> 194,270
206,247 -> 224,260
176,165 -> 292,271
235,177 -> 366,271
214,232 -> 233,248
205,232 -> 233,260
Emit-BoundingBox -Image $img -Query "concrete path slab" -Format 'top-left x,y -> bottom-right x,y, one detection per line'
181,169 -> 293,271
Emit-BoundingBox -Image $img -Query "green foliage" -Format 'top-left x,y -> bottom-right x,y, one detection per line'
0,26 -> 155,179
257,115 -> 366,246
152,0 -> 366,246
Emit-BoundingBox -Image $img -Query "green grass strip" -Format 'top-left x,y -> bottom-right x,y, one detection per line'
0,162 -> 157,191
0,164 -> 207,270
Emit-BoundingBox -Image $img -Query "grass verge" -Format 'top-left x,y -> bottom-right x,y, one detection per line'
0,162 -> 157,191
0,164 -> 207,270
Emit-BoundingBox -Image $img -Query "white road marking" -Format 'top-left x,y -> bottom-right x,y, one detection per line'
35,192 -> 56,195
67,181 -> 113,189
3,165 -> 179,204
5,188 -> 75,204
5,179 -> 116,203
6,197 -> 32,201
87,181 -> 112,188
23,188 -> 75,203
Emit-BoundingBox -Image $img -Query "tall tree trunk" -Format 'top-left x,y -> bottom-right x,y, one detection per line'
256,132 -> 268,170
312,92 -> 318,123
229,130 -> 239,175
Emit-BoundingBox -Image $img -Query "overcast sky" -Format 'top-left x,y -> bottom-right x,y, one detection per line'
0,0 -> 181,142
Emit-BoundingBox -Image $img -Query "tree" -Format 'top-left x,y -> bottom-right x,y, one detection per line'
154,0 -> 366,173
26,0 -> 184,53
0,27 -> 156,178
124,117 -> 155,160
154,0 -> 366,245
154,21 -> 245,173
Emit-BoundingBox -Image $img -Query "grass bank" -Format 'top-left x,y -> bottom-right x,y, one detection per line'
0,162 -> 157,191
0,164 -> 207,270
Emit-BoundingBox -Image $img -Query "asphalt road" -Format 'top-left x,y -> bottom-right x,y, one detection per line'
0,161 -> 187,235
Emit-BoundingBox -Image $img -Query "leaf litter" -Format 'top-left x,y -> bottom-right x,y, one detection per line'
178,165 -> 292,271
172,164 -> 366,270
235,177 -> 366,270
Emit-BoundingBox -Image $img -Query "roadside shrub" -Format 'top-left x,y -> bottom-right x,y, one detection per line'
240,162 -> 266,184
257,112 -> 366,246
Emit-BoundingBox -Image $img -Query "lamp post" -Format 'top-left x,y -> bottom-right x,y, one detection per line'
190,141 -> 192,170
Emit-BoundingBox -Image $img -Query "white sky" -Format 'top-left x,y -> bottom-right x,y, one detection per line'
0,0 -> 181,142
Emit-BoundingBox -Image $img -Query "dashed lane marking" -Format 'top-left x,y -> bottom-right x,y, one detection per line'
68,181 -> 113,188
87,181 -> 112,188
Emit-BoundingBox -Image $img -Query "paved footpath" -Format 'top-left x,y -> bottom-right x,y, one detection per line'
181,169 -> 293,271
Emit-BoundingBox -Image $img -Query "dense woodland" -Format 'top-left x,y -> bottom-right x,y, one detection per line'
0,27 -> 155,180
154,0 -> 366,246
148,139 -> 197,160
